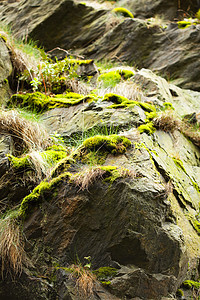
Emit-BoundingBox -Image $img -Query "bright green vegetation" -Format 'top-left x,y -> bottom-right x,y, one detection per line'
103,93 -> 156,112
77,134 -> 131,164
98,69 -> 134,88
7,154 -> 30,170
176,289 -> 184,297
163,102 -> 174,110
94,266 -> 117,280
172,158 -> 187,173
82,134 -> 131,154
182,280 -> 200,289
51,156 -> 75,178
98,71 -> 121,88
23,57 -> 95,94
177,19 -> 199,29
8,147 -> 68,171
112,7 -> 134,18
8,92 -> 96,113
19,172 -> 71,219
138,122 -> 156,135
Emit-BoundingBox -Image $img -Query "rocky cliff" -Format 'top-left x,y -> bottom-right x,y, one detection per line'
0,0 -> 200,299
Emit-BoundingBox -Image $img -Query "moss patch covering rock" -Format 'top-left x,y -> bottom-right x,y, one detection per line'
82,134 -> 131,154
103,93 -> 156,112
138,122 -> 156,135
112,7 -> 134,18
8,147 -> 68,172
98,69 -> 134,88
19,172 -> 71,219
8,92 -> 96,113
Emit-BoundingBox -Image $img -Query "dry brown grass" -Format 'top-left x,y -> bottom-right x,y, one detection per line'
70,264 -> 97,299
72,166 -> 106,191
153,111 -> 200,148
181,125 -> 200,148
0,110 -> 52,155
73,165 -> 136,191
0,29 -> 41,82
153,112 -> 181,132
97,79 -> 143,101
0,210 -> 28,277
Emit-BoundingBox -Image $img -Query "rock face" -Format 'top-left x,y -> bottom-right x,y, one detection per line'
82,18 -> 200,91
119,0 -> 199,20
1,0 -> 200,91
0,1 -> 200,299
0,0 -> 108,50
0,38 -> 12,103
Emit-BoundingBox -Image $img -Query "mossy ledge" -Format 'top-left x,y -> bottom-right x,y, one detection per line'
98,69 -> 134,88
82,134 -> 131,154
7,147 -> 68,171
19,172 -> 71,219
103,93 -> 156,112
8,92 -> 96,113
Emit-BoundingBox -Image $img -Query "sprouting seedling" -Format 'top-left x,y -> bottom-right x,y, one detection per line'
30,77 -> 42,91
84,256 -> 91,269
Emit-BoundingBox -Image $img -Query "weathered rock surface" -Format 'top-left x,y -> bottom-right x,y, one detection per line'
1,0 -> 200,91
0,1 -> 200,299
0,38 -> 12,103
119,0 -> 199,20
0,0 -> 108,51
82,18 -> 200,91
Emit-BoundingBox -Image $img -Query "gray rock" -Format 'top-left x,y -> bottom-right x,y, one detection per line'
118,0 -> 198,20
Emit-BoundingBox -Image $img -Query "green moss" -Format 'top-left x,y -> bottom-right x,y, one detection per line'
139,102 -> 156,113
176,289 -> 184,297
138,122 -> 156,135
94,267 -> 117,279
51,156 -> 75,178
98,69 -> 134,88
163,102 -> 174,110
145,111 -> 157,122
196,9 -> 200,20
98,71 -> 121,88
94,267 -> 117,280
182,280 -> 200,289
103,93 -> 156,112
40,150 -> 67,166
65,58 -> 93,66
19,172 -> 71,219
118,69 -> 134,79
103,93 -> 131,104
177,20 -> 197,29
172,158 -> 187,174
8,148 -> 68,171
7,154 -> 30,170
101,281 -> 111,286
112,7 -> 134,18
82,134 -> 131,155
8,92 -> 95,113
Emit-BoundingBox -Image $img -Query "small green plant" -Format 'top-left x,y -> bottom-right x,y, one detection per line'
30,77 -> 42,92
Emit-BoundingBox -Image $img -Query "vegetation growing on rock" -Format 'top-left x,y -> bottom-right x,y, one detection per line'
8,92 -> 95,113
112,7 -> 134,18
